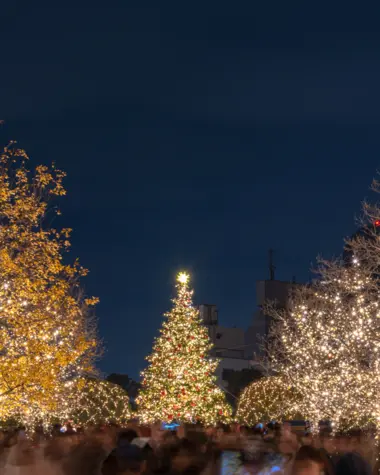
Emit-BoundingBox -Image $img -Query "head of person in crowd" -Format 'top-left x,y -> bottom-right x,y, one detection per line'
5,431 -> 18,447
114,445 -> 146,475
292,445 -> 325,475
184,428 -> 208,454
102,429 -> 140,475
92,426 -> 117,454
64,432 -> 110,475
240,426 -> 263,444
274,422 -> 282,437
118,429 -> 139,446
252,425 -> 265,437
318,433 -> 335,453
102,444 -> 146,475
44,433 -> 78,461
335,451 -> 372,475
300,432 -> 313,446
160,429 -> 179,449
170,438 -> 207,475
334,432 -> 352,454
345,429 -> 365,453
204,426 -> 216,439
277,428 -> 298,456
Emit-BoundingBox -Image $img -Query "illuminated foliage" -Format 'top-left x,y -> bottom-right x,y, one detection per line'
137,273 -> 231,425
71,378 -> 131,425
266,260 -> 380,431
236,376 -> 301,425
0,142 -> 98,422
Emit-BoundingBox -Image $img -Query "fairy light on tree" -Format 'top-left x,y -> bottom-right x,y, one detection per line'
265,257 -> 380,431
0,142 -> 98,423
137,272 -> 231,424
264,179 -> 380,432
236,376 -> 301,425
70,378 -> 131,425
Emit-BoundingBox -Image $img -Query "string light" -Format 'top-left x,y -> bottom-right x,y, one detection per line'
266,261 -> 380,432
0,142 -> 98,425
137,273 -> 232,425
237,377 -> 301,425
70,378 -> 131,425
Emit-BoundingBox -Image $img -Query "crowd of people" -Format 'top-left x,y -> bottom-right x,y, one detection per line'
0,421 -> 377,475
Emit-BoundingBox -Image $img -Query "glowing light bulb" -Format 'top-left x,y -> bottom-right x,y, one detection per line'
177,272 -> 189,284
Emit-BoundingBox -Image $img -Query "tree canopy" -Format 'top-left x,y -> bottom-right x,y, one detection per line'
0,142 -> 98,423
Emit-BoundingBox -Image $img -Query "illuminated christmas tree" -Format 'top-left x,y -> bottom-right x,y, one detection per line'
0,142 -> 98,423
137,273 -> 231,424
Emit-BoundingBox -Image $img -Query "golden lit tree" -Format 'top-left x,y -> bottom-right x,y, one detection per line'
137,273 -> 231,424
236,376 -> 301,426
266,259 -> 380,431
0,142 -> 98,422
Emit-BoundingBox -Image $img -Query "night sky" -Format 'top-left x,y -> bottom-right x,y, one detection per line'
1,3 -> 380,378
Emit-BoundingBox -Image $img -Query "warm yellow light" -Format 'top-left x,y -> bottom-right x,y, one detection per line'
177,272 -> 189,284
138,269 -> 232,425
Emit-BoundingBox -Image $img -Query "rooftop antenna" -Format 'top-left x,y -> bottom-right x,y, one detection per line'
269,249 -> 276,281
308,263 -> 313,284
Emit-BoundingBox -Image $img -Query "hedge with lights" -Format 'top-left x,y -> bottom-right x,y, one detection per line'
236,376 -> 301,425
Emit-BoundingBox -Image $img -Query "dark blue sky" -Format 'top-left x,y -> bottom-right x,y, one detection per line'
1,3 -> 380,378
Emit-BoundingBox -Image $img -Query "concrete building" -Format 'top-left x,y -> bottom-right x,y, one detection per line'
199,304 -> 251,388
199,278 -> 295,387
246,279 -> 295,357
